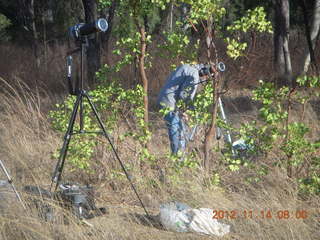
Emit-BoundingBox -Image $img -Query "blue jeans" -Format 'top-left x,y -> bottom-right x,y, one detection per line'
164,112 -> 186,154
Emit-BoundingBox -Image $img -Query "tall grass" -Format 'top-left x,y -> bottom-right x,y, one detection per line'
0,37 -> 319,239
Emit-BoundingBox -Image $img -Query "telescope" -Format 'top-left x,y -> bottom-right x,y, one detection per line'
69,18 -> 108,39
199,62 -> 226,77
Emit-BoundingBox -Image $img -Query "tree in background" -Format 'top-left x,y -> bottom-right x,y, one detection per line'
107,0 -> 172,142
82,0 -> 101,85
298,0 -> 320,75
272,0 -> 293,86
99,0 -> 117,64
0,1 -> 40,65
271,0 -> 320,82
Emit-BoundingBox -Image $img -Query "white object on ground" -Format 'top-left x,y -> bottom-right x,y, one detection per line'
232,138 -> 249,151
160,202 -> 230,237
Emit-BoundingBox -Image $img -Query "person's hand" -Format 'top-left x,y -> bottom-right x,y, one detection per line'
181,112 -> 189,122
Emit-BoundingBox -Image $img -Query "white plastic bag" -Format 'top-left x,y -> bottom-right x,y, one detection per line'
159,202 -> 191,232
160,202 -> 230,237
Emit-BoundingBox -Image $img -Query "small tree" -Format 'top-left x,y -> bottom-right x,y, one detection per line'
103,0 -> 171,144
174,1 -> 272,170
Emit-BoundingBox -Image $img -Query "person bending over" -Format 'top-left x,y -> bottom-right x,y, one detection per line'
157,63 -> 213,155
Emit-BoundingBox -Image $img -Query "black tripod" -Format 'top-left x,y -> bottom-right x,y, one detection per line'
50,36 -> 149,217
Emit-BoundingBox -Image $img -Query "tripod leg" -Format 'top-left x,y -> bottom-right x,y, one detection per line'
0,160 -> 26,209
80,95 -> 84,132
50,94 -> 82,191
83,93 -> 150,217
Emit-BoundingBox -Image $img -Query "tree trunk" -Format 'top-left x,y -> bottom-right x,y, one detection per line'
152,1 -> 172,34
42,15 -> 47,71
18,0 -> 41,67
180,2 -> 191,32
203,17 -> 219,171
169,1 -> 174,32
30,0 -> 40,67
138,24 -> 149,128
299,0 -> 320,74
273,0 -> 293,86
82,0 -> 100,86
204,78 -> 219,170
101,0 -> 117,65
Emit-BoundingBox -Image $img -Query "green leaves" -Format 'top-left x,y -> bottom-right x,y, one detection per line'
159,31 -> 199,64
297,75 -> 320,88
151,0 -> 170,10
0,14 -> 11,41
98,0 -> 112,10
187,82 -> 214,125
253,80 -> 289,125
227,7 -> 272,33
225,7 -> 272,59
0,14 -> 11,30
49,81 -> 152,170
179,0 -> 226,23
236,80 -> 320,194
225,37 -> 248,59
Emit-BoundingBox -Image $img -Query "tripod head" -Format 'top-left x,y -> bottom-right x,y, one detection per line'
66,18 -> 108,96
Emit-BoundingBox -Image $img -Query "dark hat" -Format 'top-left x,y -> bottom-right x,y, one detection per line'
199,64 -> 214,77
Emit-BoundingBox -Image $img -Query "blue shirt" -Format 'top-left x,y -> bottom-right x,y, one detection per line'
157,64 -> 203,110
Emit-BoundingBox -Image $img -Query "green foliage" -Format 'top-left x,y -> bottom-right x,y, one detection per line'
227,7 -> 272,33
159,81 -> 214,128
158,31 -> 199,68
112,0 -> 169,35
225,7 -> 272,59
225,37 -> 248,60
151,0 -> 170,10
185,82 -> 214,125
235,80 -> 320,194
179,0 -> 226,23
0,14 -> 11,30
253,81 -> 289,125
297,75 -> 320,89
49,81 -> 151,170
210,172 -> 221,186
226,156 -> 242,171
118,84 -> 152,146
98,0 -> 112,10
299,174 -> 320,195
112,32 -> 152,71
174,2 -> 272,60
0,14 -> 11,41
172,153 -> 200,171
52,1 -> 316,194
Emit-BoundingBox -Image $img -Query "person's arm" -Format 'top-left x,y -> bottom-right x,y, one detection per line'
179,70 -> 199,102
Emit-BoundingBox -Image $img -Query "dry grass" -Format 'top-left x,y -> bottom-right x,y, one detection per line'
0,77 -> 319,240
0,37 -> 319,240
0,77 -> 60,184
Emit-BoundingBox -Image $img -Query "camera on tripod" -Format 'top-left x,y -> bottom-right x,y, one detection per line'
66,18 -> 108,95
50,17 -> 150,218
69,18 -> 108,40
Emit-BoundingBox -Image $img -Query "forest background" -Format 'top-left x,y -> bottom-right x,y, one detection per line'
0,0 -> 319,239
